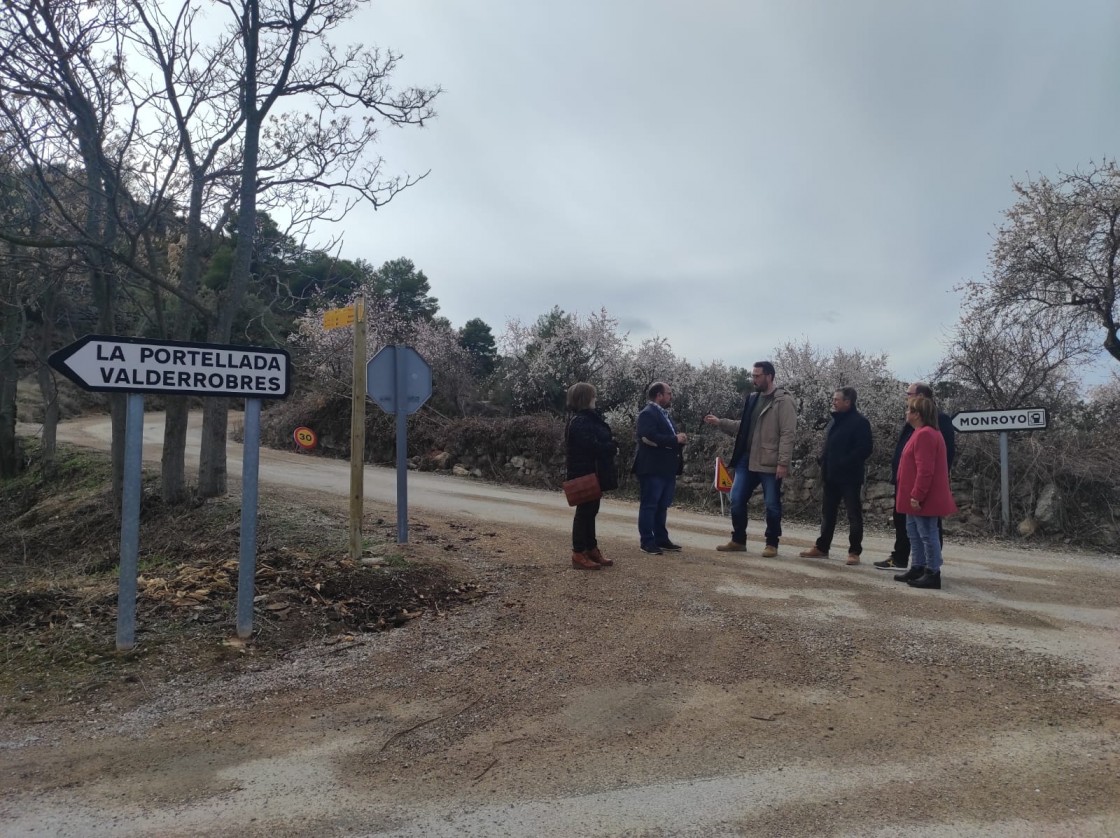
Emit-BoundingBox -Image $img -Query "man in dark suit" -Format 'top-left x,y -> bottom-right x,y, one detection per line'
874,381 -> 956,570
799,387 -> 874,565
632,381 -> 687,554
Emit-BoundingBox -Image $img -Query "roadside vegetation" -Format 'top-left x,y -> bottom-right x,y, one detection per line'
0,4 -> 1116,596
0,439 -> 486,719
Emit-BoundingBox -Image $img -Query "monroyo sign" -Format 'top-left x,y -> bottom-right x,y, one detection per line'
951,407 -> 1048,433
49,335 -> 290,399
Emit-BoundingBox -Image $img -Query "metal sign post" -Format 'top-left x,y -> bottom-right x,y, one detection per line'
117,393 -> 144,650
366,345 -> 433,543
237,398 -> 262,639
999,431 -> 1011,534
49,335 -> 291,649
952,407 -> 1049,535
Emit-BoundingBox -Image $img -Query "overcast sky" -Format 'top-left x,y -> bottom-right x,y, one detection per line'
330,0 -> 1119,383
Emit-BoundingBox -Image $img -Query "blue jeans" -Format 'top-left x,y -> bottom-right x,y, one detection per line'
638,474 -> 676,547
906,514 -> 943,572
729,463 -> 782,546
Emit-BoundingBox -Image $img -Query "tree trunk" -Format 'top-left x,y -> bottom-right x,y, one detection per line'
0,246 -> 21,478
0,376 -> 16,479
162,180 -> 208,503
78,129 -> 123,508
162,400 -> 190,499
197,396 -> 229,497
0,304 -> 19,479
34,289 -> 59,467
198,2 -> 262,498
1105,323 -> 1120,364
36,360 -> 58,466
108,392 -> 125,509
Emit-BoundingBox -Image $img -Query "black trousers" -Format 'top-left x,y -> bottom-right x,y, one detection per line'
891,510 -> 943,562
815,480 -> 864,555
572,498 -> 601,552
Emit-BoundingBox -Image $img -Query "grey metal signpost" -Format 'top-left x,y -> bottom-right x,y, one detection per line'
951,407 -> 1049,534
49,335 -> 291,649
366,345 -> 433,543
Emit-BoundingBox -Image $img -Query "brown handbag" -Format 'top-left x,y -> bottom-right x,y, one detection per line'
562,472 -> 602,506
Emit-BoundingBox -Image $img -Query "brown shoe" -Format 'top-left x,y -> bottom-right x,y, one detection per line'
761,545 -> 778,558
587,547 -> 613,567
845,553 -> 860,565
716,540 -> 747,552
571,552 -> 600,570
799,547 -> 828,558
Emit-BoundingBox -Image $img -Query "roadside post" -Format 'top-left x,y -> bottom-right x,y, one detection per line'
323,299 -> 365,561
365,345 -> 432,543
118,393 -> 144,651
951,407 -> 1049,534
49,335 -> 291,649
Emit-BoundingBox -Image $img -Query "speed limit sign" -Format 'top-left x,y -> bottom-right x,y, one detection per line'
292,426 -> 318,451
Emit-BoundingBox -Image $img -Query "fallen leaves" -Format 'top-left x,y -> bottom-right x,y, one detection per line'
2,550 -> 488,639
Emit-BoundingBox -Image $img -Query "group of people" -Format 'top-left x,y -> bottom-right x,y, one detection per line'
563,363 -> 957,590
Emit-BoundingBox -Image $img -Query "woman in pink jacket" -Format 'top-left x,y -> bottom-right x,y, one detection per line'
894,395 -> 957,589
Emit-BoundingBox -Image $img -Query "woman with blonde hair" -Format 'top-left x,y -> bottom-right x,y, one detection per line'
894,395 -> 957,589
565,382 -> 619,570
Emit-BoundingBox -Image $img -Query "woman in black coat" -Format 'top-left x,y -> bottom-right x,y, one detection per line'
566,382 -> 619,570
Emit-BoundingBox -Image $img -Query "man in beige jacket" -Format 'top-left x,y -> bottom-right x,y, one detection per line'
703,361 -> 797,556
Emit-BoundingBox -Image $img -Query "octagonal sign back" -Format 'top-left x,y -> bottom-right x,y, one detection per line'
365,345 -> 432,414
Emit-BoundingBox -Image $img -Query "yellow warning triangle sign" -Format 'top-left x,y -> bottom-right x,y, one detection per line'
714,457 -> 733,493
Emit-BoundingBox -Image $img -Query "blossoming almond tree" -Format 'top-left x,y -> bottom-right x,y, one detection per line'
981,160 -> 1120,366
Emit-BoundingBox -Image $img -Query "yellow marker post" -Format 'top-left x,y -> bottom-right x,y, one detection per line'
349,297 -> 366,561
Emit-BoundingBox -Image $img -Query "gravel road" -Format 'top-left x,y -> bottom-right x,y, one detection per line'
2,413 -> 1118,837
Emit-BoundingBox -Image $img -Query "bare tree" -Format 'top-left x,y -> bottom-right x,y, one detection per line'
123,0 -> 248,502
0,0 -> 133,497
189,0 -> 439,497
1,0 -> 439,502
0,0 -> 211,500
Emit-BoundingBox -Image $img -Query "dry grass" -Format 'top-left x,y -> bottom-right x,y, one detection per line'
0,440 -> 486,718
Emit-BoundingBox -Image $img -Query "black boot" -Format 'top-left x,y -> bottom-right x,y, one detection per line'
908,569 -> 942,589
894,565 -> 925,583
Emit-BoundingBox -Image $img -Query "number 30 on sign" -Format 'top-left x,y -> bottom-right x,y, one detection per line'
293,426 -> 318,451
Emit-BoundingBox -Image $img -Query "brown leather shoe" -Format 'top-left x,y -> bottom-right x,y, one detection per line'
845,553 -> 860,565
799,547 -> 828,558
571,552 -> 601,570
716,540 -> 747,552
587,547 -> 613,567
761,545 -> 778,558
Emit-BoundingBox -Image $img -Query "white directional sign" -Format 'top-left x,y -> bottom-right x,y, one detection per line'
951,407 -> 1048,433
49,334 -> 291,399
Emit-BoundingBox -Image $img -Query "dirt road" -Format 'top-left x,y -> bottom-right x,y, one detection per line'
3,414 -> 1119,836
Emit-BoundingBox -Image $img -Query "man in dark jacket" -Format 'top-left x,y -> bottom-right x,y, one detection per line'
800,387 -> 874,564
874,382 -> 955,570
632,381 -> 687,554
